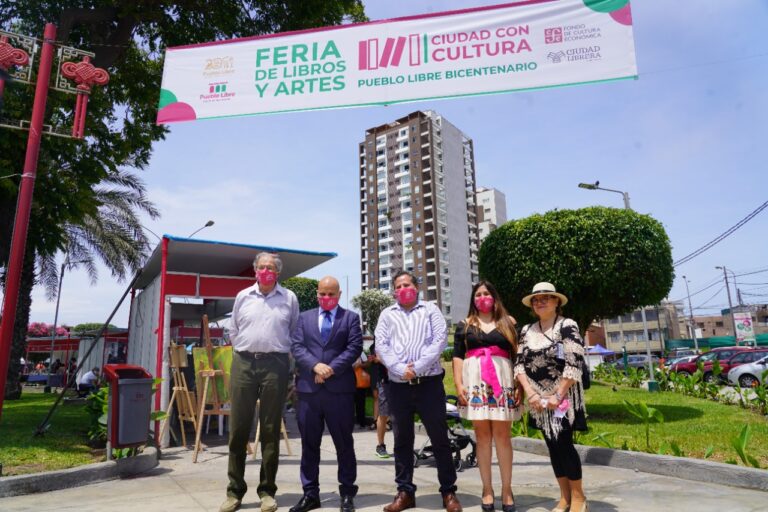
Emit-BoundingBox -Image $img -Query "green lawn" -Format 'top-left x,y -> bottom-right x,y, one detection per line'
440,363 -> 768,466
0,390 -> 100,476
582,382 -> 768,465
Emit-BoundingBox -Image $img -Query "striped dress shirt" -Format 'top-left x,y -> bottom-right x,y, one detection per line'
374,300 -> 447,382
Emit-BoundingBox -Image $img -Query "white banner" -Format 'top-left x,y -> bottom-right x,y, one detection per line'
734,311 -> 756,345
157,0 -> 637,124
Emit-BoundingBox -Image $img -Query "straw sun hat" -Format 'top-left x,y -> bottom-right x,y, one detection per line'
521,282 -> 569,308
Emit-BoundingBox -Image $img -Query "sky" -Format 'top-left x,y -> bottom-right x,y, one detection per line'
12,0 -> 768,328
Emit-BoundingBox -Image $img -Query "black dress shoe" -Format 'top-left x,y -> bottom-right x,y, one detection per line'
289,495 -> 321,512
340,495 -> 356,512
481,503 -> 495,512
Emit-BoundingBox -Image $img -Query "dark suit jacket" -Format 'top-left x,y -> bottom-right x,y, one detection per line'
291,306 -> 363,394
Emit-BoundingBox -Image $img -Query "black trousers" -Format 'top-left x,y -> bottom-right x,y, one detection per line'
544,418 -> 582,480
387,377 -> 457,495
354,388 -> 367,426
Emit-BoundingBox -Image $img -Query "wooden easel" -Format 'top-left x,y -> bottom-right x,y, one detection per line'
158,343 -> 198,447
192,315 -> 232,462
250,399 -> 293,458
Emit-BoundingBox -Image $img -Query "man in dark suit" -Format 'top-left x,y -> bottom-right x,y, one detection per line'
290,276 -> 363,512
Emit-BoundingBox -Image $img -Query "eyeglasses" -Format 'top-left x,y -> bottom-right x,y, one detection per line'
531,296 -> 554,304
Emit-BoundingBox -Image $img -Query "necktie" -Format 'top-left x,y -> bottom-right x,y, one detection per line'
321,310 -> 332,345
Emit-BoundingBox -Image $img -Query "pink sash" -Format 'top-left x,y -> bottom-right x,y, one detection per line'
466,345 -> 510,397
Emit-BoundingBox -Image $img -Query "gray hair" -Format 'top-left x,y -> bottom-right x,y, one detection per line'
253,252 -> 282,273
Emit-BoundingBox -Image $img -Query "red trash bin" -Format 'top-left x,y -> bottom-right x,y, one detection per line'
103,364 -> 153,448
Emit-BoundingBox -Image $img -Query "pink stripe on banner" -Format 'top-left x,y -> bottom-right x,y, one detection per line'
409,34 -> 421,66
390,37 -> 407,66
368,39 -> 379,70
358,40 -> 368,70
379,37 -> 396,67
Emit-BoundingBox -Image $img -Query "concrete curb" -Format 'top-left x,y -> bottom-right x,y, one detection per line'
0,446 -> 159,498
513,437 -> 768,492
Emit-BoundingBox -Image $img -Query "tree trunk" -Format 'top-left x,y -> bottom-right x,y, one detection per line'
4,250 -> 35,400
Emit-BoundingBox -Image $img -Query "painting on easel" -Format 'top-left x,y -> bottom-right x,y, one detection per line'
192,345 -> 232,403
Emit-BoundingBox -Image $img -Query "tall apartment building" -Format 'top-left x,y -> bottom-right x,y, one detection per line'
476,187 -> 507,242
359,111 -> 480,323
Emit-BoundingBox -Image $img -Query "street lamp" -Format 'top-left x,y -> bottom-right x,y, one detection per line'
46,255 -> 88,390
578,181 -> 631,210
578,180 -> 657,390
188,220 -> 214,238
143,225 -> 162,242
715,265 -> 740,343
681,275 -> 699,352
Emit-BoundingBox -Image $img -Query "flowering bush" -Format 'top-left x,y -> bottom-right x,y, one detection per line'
27,322 -> 69,337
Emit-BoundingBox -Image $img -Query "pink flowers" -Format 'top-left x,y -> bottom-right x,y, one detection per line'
27,322 -> 69,337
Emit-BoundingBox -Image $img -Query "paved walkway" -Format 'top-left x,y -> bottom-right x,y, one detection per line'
1,412 -> 765,511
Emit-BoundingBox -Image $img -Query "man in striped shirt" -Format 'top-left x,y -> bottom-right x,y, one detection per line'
375,270 -> 462,512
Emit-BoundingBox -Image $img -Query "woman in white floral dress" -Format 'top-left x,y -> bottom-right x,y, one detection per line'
515,282 -> 589,512
453,281 -> 521,512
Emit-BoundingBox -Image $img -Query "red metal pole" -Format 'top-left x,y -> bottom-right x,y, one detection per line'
154,237 -> 169,438
0,35 -> 7,99
0,23 -> 57,419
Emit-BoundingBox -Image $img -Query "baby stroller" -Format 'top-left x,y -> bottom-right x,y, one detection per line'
414,395 -> 477,472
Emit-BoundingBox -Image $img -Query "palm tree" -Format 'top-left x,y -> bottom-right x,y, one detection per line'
4,169 -> 158,399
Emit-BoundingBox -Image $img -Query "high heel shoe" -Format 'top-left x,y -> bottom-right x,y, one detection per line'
570,502 -> 588,512
501,493 -> 516,512
481,503 -> 495,512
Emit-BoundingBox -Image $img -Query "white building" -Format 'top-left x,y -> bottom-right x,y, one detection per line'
476,187 -> 507,242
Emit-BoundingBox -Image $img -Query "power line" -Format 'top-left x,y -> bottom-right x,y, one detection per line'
736,267 -> 768,277
674,200 -> 768,267
693,285 -> 726,311
671,275 -> 723,303
642,51 -> 768,77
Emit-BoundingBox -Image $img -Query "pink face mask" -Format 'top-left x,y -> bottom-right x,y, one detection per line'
396,287 -> 418,305
318,295 -> 339,311
474,296 -> 495,313
257,268 -> 277,285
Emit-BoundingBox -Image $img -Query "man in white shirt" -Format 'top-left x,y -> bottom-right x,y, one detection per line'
376,270 -> 461,512
220,252 -> 299,512
78,367 -> 101,396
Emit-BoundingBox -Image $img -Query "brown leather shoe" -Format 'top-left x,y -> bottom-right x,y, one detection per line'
443,492 -> 463,512
383,491 -> 415,512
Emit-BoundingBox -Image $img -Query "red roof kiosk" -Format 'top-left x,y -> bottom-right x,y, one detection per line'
127,235 -> 335,444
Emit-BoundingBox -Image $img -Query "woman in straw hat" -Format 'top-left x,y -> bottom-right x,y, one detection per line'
514,282 -> 588,512
453,281 -> 522,512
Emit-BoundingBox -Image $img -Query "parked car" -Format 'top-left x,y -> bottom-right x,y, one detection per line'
727,355 -> 768,388
614,354 -> 660,370
702,349 -> 768,383
670,346 -> 752,376
669,349 -> 697,359
666,355 -> 697,367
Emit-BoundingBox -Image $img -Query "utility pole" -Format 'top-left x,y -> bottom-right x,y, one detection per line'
579,180 -> 656,389
716,266 -> 738,344
682,276 -> 699,352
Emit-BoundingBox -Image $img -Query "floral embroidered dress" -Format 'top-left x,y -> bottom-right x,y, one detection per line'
454,321 -> 521,421
514,317 -> 587,439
